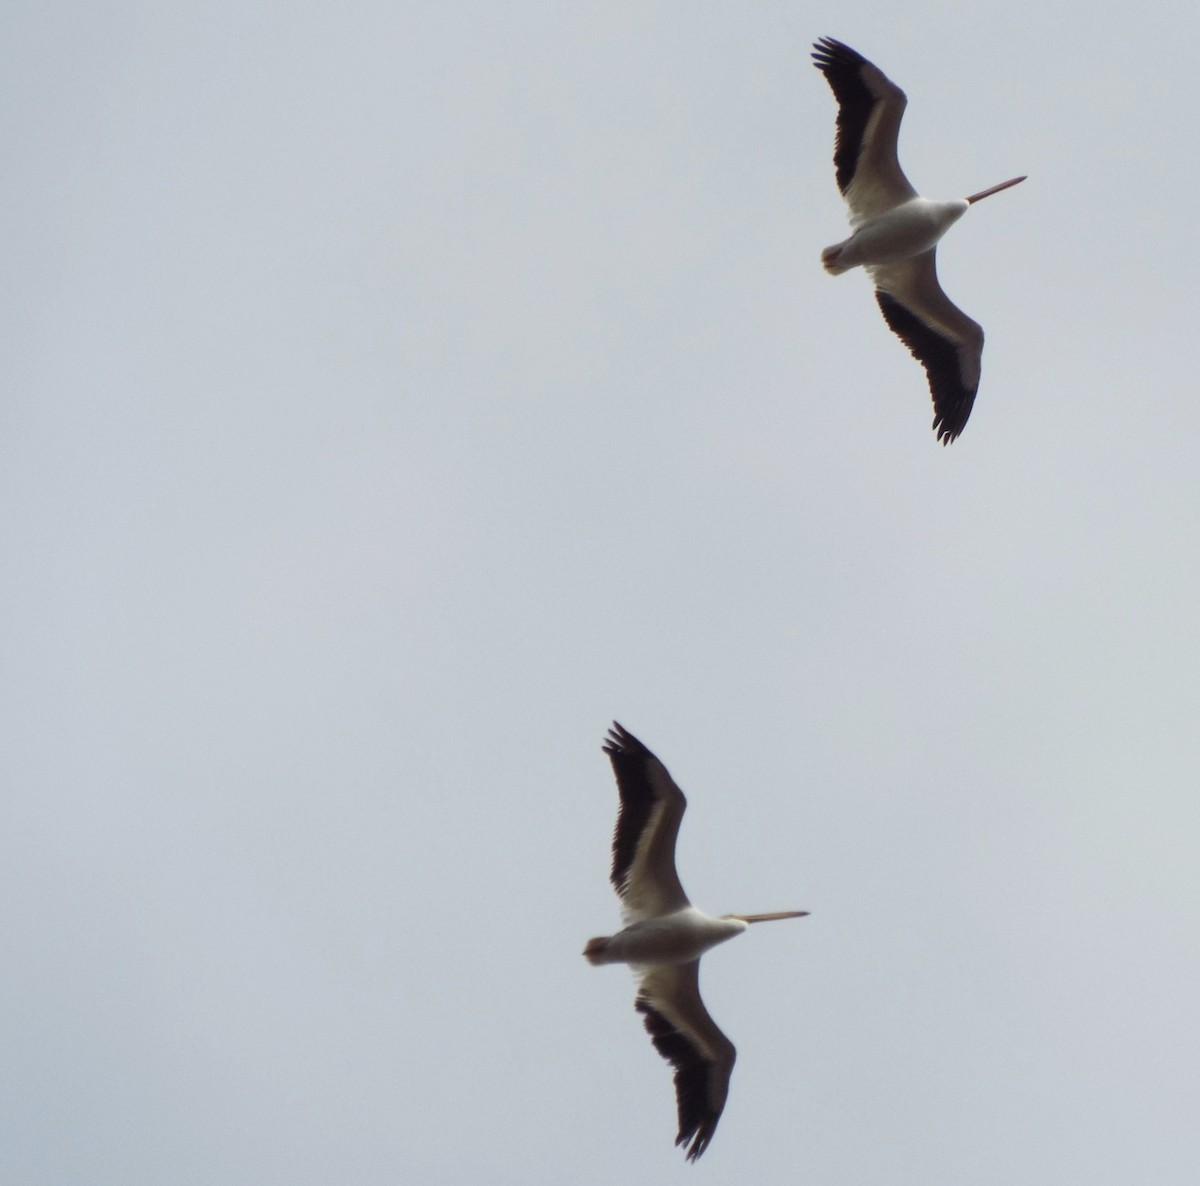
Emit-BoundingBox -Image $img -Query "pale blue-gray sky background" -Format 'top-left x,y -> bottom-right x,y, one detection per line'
4,3 -> 1200,1183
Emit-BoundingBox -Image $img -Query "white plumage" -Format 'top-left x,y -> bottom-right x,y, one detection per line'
584,723 -> 807,1161
813,37 -> 1025,443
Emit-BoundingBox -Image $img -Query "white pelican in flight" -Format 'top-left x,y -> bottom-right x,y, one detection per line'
812,36 -> 1026,443
584,723 -> 807,1161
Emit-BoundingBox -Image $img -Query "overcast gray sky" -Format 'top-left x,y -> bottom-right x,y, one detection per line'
5,3 -> 1200,1183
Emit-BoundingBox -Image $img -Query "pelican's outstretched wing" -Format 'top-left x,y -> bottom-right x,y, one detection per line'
811,37 -> 916,224
603,723 -> 689,922
871,251 -> 983,444
636,961 -> 736,1162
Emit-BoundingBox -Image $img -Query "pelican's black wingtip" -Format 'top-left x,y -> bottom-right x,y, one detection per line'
811,36 -> 865,71
681,1119 -> 719,1162
935,423 -> 965,446
933,401 -> 974,445
603,721 -> 640,757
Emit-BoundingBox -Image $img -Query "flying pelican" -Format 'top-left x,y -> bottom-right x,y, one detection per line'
584,722 -> 807,1161
812,36 -> 1025,443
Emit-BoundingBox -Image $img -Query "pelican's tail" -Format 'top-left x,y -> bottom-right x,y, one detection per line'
583,935 -> 613,965
821,241 -> 853,275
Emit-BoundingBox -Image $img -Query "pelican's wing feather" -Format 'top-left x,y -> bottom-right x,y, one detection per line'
871,251 -> 983,444
603,723 -> 689,921
811,37 -> 916,223
636,961 -> 736,1162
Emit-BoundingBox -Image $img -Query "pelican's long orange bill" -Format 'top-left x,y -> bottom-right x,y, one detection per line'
965,175 -> 1027,204
729,911 -> 810,923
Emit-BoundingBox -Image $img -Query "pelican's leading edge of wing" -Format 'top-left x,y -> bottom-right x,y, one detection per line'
871,252 -> 984,444
636,962 -> 736,1162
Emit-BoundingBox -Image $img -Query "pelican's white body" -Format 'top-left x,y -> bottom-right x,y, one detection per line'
587,907 -> 748,967
824,197 -> 968,275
